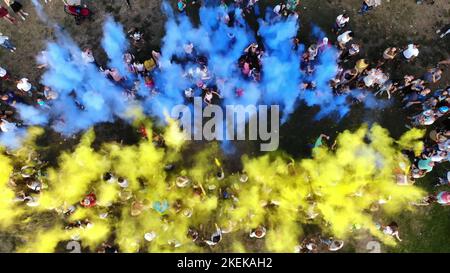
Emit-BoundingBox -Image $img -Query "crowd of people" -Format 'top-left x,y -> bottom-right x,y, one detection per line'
0,0 -> 449,253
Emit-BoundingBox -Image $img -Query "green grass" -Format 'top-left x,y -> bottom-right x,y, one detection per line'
389,163 -> 450,253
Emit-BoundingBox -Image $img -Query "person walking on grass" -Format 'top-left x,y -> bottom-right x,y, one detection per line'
4,0 -> 29,21
0,33 -> 17,53
0,5 -> 16,24
402,44 -> 420,62
359,0 -> 382,15
16,78 -> 36,96
337,30 -> 354,49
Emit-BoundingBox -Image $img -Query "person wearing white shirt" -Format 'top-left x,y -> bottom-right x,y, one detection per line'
16,78 -> 34,96
334,14 -> 350,33
0,66 -> 9,80
81,48 -> 95,64
117,177 -> 129,188
402,44 -> 420,61
273,4 -> 282,15
0,119 -> 16,132
337,31 -> 354,49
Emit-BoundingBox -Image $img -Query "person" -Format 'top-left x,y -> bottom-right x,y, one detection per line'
363,68 -> 384,88
339,68 -> 358,86
152,200 -> 169,214
184,87 -> 194,100
144,57 -> 157,72
0,33 -> 16,53
333,14 -> 350,33
285,0 -> 297,11
130,200 -> 145,216
436,191 -> 450,206
203,89 -> 221,105
81,48 -> 96,65
27,180 -> 42,192
16,78 -> 35,96
337,30 -> 354,49
144,232 -> 156,242
177,0 -> 186,12
436,171 -> 450,187
117,177 -> 129,188
375,79 -> 397,99
0,6 -> 16,24
4,1 -> 29,21
423,68 -> 442,84
302,238 -> 318,253
104,68 -> 123,83
378,47 -> 398,67
436,24 -> 450,39
132,62 -> 145,75
176,176 -> 190,188
205,224 -> 222,246
354,59 -> 369,74
435,106 -> 449,118
381,222 -> 402,241
321,237 -> 344,251
239,173 -> 249,183
103,172 -> 115,183
187,227 -> 199,241
43,86 -> 58,101
0,118 -> 16,132
307,44 -> 319,61
402,44 -> 420,62
417,157 -> 434,173
1,91 -> 22,108
128,27 -> 144,47
397,75 -> 415,91
430,150 -> 447,163
317,37 -> 331,52
0,66 -> 10,81
183,42 -> 194,56
151,50 -> 161,67
412,194 -> 437,206
359,0 -> 381,15
249,226 -> 266,239
273,3 -> 286,18
98,242 -> 118,253
403,87 -> 431,108
411,109 -> 437,126
411,79 -> 427,92
314,134 -> 330,148
433,88 -> 449,103
80,193 -> 97,208
340,43 -> 360,62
